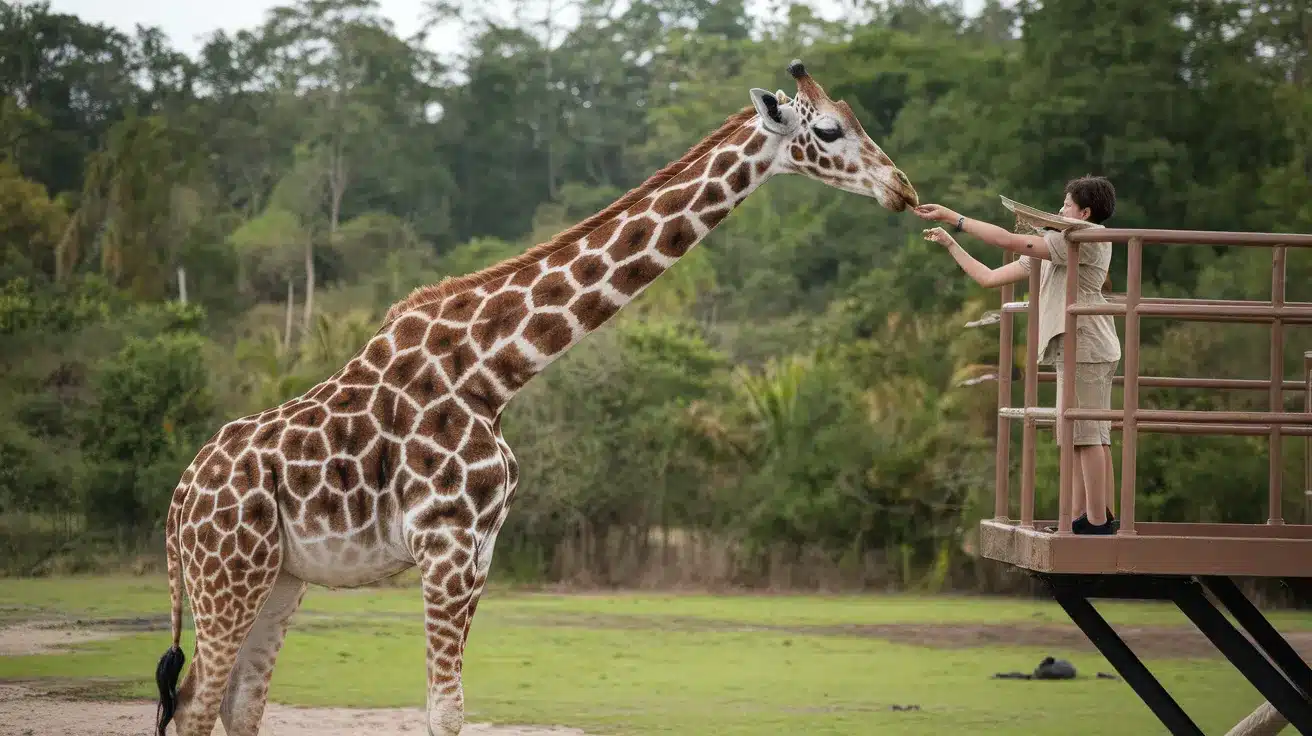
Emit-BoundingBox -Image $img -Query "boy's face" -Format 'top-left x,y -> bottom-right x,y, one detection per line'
1059,193 -> 1092,221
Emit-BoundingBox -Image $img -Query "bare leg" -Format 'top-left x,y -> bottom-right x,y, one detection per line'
219,569 -> 308,735
1103,444 -> 1116,517
1071,451 -> 1088,521
1055,355 -> 1088,522
1078,445 -> 1109,525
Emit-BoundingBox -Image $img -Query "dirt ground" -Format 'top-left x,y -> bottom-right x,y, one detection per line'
522,612 -> 1312,661
9,608 -> 1308,663
0,620 -> 596,736
0,683 -> 595,736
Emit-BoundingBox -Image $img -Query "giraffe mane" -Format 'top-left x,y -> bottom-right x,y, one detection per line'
382,105 -> 759,325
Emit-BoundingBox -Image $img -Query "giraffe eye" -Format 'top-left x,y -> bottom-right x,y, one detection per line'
813,124 -> 842,143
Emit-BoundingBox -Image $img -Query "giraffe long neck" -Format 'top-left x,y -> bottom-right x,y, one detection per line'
390,117 -> 778,420
514,119 -> 773,355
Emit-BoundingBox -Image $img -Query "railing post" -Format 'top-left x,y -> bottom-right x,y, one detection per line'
1020,263 -> 1041,528
1269,247 -> 1287,525
1120,238 -> 1142,536
1305,350 -> 1311,524
995,251 -> 1015,521
1057,241 -> 1081,535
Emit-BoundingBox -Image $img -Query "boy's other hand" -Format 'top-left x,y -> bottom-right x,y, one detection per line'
923,227 -> 955,248
912,204 -> 958,223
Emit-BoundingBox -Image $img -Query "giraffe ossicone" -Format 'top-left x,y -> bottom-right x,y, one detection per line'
153,59 -> 917,736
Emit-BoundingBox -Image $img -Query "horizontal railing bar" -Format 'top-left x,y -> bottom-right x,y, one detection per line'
1000,407 -> 1056,420
1068,302 -> 1312,322
1067,409 -> 1312,425
1001,297 -> 1312,315
1133,422 -> 1312,437
1066,228 -> 1312,247
997,408 -> 1312,436
1029,374 -> 1308,392
1125,297 -> 1304,307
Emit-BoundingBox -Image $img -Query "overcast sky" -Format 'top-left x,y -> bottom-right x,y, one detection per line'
44,0 -> 986,58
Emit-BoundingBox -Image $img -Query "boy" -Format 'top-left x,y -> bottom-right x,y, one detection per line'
912,176 -> 1121,535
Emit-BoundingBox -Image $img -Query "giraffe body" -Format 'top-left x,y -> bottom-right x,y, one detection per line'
154,60 -> 918,736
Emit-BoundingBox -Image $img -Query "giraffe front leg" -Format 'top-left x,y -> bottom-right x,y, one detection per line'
417,531 -> 479,736
219,569 -> 307,735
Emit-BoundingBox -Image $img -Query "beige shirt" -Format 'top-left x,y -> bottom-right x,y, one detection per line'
1018,227 -> 1122,365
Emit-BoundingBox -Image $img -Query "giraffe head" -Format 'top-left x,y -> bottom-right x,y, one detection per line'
748,60 -> 918,212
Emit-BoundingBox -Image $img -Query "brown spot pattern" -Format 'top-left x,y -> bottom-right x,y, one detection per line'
709,151 -> 737,177
531,272 -> 574,307
571,291 -> 619,330
653,185 -> 698,216
655,217 -> 699,258
608,218 -> 653,262
612,257 -> 664,296
523,312 -> 573,355
727,162 -> 752,193
570,255 -> 606,286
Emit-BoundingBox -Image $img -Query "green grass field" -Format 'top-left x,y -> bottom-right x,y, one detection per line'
1,575 -> 1305,735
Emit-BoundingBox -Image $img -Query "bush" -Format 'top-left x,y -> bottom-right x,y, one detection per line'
81,332 -> 217,529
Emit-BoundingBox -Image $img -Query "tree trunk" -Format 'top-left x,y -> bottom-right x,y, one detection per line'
284,278 -> 296,353
176,266 -> 187,304
329,148 -> 346,235
302,237 -> 315,337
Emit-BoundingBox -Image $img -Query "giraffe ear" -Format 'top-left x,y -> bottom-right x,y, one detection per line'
749,88 -> 798,136
774,89 -> 791,104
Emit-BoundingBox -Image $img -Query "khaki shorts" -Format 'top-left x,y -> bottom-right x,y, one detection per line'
1050,340 -> 1117,446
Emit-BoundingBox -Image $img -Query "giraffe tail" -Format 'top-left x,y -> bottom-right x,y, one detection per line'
155,484 -> 187,736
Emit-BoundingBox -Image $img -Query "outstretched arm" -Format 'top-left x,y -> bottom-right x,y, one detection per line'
913,204 -> 1049,259
924,227 -> 1030,288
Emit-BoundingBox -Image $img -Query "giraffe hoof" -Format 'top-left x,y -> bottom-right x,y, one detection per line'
427,699 -> 465,736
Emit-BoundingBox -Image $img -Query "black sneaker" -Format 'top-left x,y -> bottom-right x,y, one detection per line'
1073,515 -> 1117,535
1045,509 -> 1119,534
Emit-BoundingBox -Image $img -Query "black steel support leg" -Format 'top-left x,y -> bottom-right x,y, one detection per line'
1049,585 -> 1204,735
1173,579 -> 1312,732
1201,575 -> 1312,698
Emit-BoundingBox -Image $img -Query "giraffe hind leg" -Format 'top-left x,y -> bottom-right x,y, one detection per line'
170,490 -> 284,735
219,569 -> 307,736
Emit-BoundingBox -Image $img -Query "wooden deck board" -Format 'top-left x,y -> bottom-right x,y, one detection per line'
980,520 -> 1312,577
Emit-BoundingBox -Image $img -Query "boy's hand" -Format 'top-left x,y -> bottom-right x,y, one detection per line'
923,227 -> 956,248
912,204 -> 959,223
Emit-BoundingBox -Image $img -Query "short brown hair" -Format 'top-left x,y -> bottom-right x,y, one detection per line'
1065,175 -> 1116,224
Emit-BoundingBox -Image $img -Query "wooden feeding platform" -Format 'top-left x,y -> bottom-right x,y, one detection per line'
971,226 -> 1312,735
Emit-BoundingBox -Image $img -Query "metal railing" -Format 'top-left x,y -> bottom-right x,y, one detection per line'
989,228 -> 1312,536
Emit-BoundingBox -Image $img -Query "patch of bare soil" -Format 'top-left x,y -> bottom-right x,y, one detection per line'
0,683 -> 596,736
12,609 -> 1311,662
521,613 -> 1312,660
828,621 -> 1312,660
0,621 -> 126,656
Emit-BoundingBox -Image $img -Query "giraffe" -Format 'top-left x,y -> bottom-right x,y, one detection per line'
153,59 -> 918,736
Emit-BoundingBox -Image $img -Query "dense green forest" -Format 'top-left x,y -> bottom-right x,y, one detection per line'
1,0 -> 1310,590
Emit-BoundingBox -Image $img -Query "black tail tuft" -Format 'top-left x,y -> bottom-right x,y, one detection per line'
155,644 -> 185,736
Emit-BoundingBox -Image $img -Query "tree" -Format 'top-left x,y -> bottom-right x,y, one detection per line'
58,114 -> 207,300
0,162 -> 69,279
